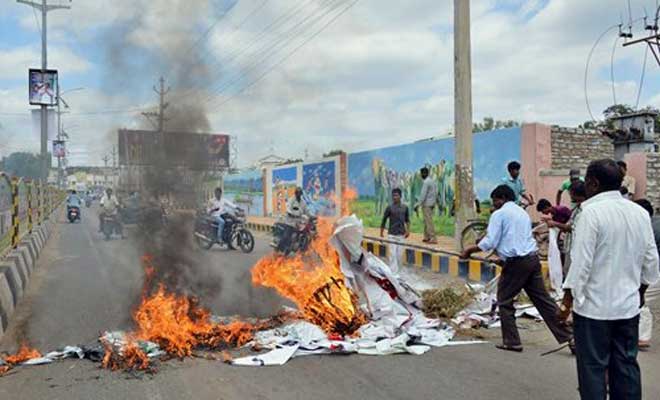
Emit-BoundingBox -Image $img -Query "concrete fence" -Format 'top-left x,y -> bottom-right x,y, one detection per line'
0,174 -> 66,339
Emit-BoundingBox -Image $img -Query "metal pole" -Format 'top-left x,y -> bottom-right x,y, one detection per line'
56,84 -> 62,189
40,0 -> 48,182
454,0 -> 475,246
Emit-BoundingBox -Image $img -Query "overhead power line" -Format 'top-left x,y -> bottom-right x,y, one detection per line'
201,0 -> 354,107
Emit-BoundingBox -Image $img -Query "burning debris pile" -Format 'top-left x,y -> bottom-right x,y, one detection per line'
1,214 -> 487,375
252,219 -> 367,336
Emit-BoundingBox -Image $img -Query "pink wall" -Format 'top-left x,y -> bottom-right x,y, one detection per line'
624,152 -> 647,200
521,123 -> 552,219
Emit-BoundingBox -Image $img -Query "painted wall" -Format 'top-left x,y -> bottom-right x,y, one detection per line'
346,128 -> 521,233
223,170 -> 264,216
271,165 -> 298,216
264,156 -> 342,217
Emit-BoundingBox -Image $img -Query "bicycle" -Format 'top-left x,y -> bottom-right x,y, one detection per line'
459,202 -> 549,259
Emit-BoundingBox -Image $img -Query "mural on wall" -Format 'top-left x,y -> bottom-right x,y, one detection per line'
302,160 -> 337,217
347,128 -> 521,233
272,166 -> 298,216
224,170 -> 264,217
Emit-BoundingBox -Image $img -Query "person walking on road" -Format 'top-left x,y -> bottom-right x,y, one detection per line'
502,161 -> 534,206
380,188 -> 410,274
461,185 -> 572,353
559,159 -> 659,400
414,167 -> 438,244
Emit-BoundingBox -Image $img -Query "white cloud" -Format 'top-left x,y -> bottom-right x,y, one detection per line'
0,45 -> 90,79
3,0 -> 660,167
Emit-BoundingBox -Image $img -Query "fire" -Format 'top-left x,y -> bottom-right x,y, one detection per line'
342,187 -> 358,215
101,256 -> 269,371
252,215 -> 366,335
5,343 -> 42,365
101,339 -> 151,371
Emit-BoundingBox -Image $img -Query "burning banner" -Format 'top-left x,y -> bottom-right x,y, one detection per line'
234,215 -> 483,366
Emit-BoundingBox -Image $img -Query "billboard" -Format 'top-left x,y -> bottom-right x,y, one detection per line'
302,160 -> 337,217
118,130 -> 230,169
271,166 -> 297,216
52,140 -> 66,158
29,69 -> 58,106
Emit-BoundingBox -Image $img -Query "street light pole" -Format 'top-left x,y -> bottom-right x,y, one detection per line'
454,0 -> 475,246
16,0 -> 71,181
55,87 -> 83,189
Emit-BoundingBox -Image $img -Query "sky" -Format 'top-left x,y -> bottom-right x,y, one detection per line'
1,0 -> 660,167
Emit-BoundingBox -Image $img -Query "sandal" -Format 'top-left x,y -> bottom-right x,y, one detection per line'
496,344 -> 523,353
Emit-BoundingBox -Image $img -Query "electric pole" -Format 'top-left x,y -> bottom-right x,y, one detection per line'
142,76 -> 170,135
17,0 -> 71,181
454,0 -> 475,245
102,154 -> 110,188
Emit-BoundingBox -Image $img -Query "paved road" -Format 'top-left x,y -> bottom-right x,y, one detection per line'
1,208 -> 659,400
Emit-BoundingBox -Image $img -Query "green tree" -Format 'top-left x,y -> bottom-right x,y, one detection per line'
2,152 -> 47,180
279,158 -> 303,166
473,117 -> 520,133
322,149 -> 343,158
581,104 -> 660,132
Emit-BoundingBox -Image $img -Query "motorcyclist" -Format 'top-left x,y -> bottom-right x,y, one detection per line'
279,187 -> 312,252
207,187 -> 238,243
99,188 -> 124,238
66,190 -> 82,218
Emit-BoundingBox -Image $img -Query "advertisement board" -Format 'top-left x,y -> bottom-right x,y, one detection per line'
29,69 -> 58,106
118,130 -> 230,169
52,140 -> 66,158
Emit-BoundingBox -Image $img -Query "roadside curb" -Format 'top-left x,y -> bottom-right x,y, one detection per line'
0,203 -> 63,340
246,221 -> 550,283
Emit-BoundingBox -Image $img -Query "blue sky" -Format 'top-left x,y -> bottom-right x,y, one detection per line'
1,0 -> 659,167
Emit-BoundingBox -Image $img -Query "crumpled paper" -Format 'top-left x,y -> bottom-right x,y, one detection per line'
232,215 -> 487,367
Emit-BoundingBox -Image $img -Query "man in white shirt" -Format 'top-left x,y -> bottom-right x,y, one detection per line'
560,159 -> 659,400
207,187 -> 237,243
414,167 -> 438,244
461,185 -> 572,352
99,188 -> 124,238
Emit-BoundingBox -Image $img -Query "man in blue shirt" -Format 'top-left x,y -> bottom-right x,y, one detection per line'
502,161 -> 535,206
66,190 -> 82,208
461,185 -> 572,352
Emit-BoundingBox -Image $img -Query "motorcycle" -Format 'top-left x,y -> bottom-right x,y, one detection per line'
271,214 -> 317,255
67,206 -> 81,223
193,209 -> 255,253
101,212 -> 122,240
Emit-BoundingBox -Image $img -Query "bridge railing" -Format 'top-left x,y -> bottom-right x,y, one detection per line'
0,173 -> 65,258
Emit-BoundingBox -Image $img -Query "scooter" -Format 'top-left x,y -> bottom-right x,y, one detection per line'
101,213 -> 122,240
67,206 -> 81,223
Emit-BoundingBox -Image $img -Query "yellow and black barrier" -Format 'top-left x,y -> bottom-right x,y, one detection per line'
246,220 -> 549,283
0,174 -> 65,255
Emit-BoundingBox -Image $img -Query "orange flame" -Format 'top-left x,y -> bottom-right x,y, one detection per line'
5,343 -> 42,365
252,189 -> 367,335
101,256 -> 269,371
101,338 -> 151,371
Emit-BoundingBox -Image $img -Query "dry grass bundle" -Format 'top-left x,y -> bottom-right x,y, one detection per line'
421,285 -> 473,319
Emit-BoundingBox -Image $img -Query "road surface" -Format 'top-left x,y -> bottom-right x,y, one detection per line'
1,207 -> 659,400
